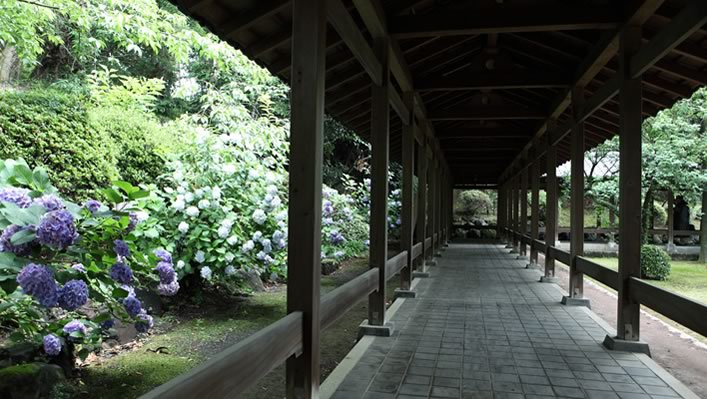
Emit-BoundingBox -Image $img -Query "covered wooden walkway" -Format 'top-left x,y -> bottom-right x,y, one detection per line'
324,243 -> 697,399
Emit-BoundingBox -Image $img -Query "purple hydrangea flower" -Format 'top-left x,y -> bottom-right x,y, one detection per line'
36,210 -> 77,250
134,310 -> 154,333
123,295 -> 142,317
153,249 -> 172,263
323,200 -> 334,217
63,320 -> 87,341
330,231 -> 345,245
71,263 -> 85,273
0,224 -> 35,255
113,239 -> 130,258
33,195 -> 64,211
43,334 -> 61,356
157,280 -> 180,296
110,262 -> 133,284
0,187 -> 32,208
155,261 -> 176,284
126,212 -> 139,232
84,199 -> 101,214
100,319 -> 114,329
58,279 -> 88,311
16,263 -> 59,307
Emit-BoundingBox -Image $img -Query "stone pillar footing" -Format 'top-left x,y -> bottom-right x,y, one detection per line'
413,271 -> 430,278
358,321 -> 394,338
666,243 -> 676,254
603,335 -> 651,356
516,255 -> 527,260
539,276 -> 558,283
434,252 -> 442,257
505,244 -> 513,249
443,243 -> 449,248
428,259 -> 438,266
561,296 -> 591,308
525,262 -> 537,269
509,249 -> 519,254
394,288 -> 417,299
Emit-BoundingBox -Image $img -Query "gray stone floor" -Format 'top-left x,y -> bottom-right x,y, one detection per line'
330,243 -> 692,399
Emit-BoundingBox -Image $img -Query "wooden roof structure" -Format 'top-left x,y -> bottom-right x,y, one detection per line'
170,0 -> 707,186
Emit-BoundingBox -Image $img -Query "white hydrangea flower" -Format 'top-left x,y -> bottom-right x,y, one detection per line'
252,231 -> 263,242
195,188 -> 204,198
186,206 -> 199,217
177,185 -> 186,194
212,186 -> 222,200
217,225 -> 230,239
198,199 -> 210,209
265,172 -> 277,184
225,253 -> 235,263
184,192 -> 195,203
248,169 -> 260,180
195,250 -> 206,263
275,210 -> 287,221
174,169 -> 184,182
227,235 -> 238,246
266,185 -> 278,196
176,260 -> 185,270
178,221 -> 189,234
164,187 -> 174,194
270,196 -> 281,208
252,209 -> 267,224
135,211 -> 149,222
225,265 -> 236,276
200,266 -> 212,280
262,239 -> 272,254
223,164 -> 236,174
256,251 -> 267,261
172,199 -> 186,211
241,240 -> 255,253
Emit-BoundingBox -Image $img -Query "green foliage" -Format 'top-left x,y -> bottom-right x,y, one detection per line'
0,88 -> 118,199
456,190 -> 492,217
86,66 -> 166,113
640,245 -> 671,280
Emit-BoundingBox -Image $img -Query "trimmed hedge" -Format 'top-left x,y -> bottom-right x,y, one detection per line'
0,89 -> 118,199
640,245 -> 671,280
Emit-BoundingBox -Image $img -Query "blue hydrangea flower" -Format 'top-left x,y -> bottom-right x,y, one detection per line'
126,212 -> 139,232
33,195 -> 64,211
330,231 -> 345,245
272,230 -> 283,242
252,209 -> 267,225
71,263 -> 85,273
200,266 -> 212,280
123,295 -> 142,317
135,310 -> 154,333
84,199 -> 101,214
43,334 -> 61,356
36,210 -> 77,250
225,265 -> 236,276
323,200 -> 334,217
261,239 -> 272,254
153,249 -> 172,263
0,224 -> 35,255
110,262 -> 133,284
63,320 -> 87,340
100,319 -> 115,330
58,279 -> 88,311
114,239 -> 130,258
0,187 -> 32,208
157,280 -> 179,296
16,263 -> 59,307
155,261 -> 176,284
335,251 -> 345,258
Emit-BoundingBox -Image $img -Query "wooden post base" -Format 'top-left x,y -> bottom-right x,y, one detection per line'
394,288 -> 417,299
561,296 -> 591,308
539,276 -> 559,283
358,321 -> 394,338
603,335 -> 651,356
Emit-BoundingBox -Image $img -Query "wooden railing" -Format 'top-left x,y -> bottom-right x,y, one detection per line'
141,242 -> 426,398
506,228 -> 707,338
537,227 -> 701,237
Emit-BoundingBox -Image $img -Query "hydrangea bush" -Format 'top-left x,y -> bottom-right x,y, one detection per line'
320,186 -> 368,261
0,159 -> 175,362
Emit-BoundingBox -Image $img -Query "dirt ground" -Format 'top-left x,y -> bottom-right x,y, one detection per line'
535,255 -> 707,398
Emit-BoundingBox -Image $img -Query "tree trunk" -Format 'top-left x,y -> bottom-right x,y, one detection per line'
699,190 -> 707,264
641,183 -> 655,244
0,46 -> 20,83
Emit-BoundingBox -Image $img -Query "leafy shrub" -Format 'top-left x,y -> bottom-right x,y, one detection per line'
89,107 -> 167,186
652,201 -> 667,226
321,186 -> 368,261
640,245 -> 671,280
0,159 -> 174,365
0,89 -> 119,199
456,190 -> 492,217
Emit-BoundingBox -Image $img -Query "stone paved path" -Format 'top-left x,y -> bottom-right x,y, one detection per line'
329,243 -> 695,399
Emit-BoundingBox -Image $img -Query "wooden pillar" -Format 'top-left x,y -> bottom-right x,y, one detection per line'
429,158 -> 438,256
507,183 -> 513,244
513,175 -> 520,250
416,138 -> 428,270
569,86 -> 585,299
498,184 -> 506,241
367,36 -> 390,328
520,166 -> 529,256
400,92 -> 414,290
666,189 -> 675,251
530,158 -> 540,265
286,2 -> 326,396
544,127 -> 558,280
616,25 -> 642,342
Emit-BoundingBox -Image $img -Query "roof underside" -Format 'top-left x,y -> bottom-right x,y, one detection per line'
171,0 -> 707,185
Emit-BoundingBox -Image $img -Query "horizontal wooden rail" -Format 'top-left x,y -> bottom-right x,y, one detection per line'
140,312 -> 303,399
575,256 -> 619,290
386,250 -> 408,277
553,248 -> 571,265
424,237 -> 432,250
412,242 -> 423,259
630,277 -> 707,337
452,224 -> 497,230
531,239 -> 545,251
538,227 -> 701,237
320,268 -> 378,330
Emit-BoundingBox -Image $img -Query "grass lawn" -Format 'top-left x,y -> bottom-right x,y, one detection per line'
588,257 -> 707,305
78,256 -> 402,399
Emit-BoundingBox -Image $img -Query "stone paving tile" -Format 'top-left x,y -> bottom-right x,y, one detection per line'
333,244 -> 694,399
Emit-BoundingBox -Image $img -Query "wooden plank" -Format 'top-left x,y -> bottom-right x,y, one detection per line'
389,86 -> 410,124
631,1 -> 707,78
576,257 -> 619,290
577,76 -> 619,122
416,70 -> 570,91
424,237 -> 432,251
545,123 -> 558,279
617,25 -> 643,342
530,156 -> 540,264
416,136 -> 428,269
428,106 -> 546,121
436,127 -> 529,140
221,0 -> 290,38
400,91 -> 415,290
286,3 -> 326,396
327,0 -> 383,86
320,269 -> 378,330
386,250 -> 409,277
630,277 -> 707,337
368,36 -> 390,326
389,5 -> 619,38
412,242 -> 423,260
553,248 -> 572,266
520,167 -> 528,256
569,86 -> 585,298
140,312 -> 302,399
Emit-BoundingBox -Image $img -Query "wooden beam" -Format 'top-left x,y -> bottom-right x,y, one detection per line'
631,1 -> 707,78
389,86 -> 410,124
416,133 -> 428,272
400,91 -> 415,290
428,106 -> 546,121
569,86 -> 585,299
327,0 -> 383,86
435,127 -> 530,139
286,1 -> 326,396
389,5 -> 619,38
221,0 -> 290,38
416,70 -> 570,91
